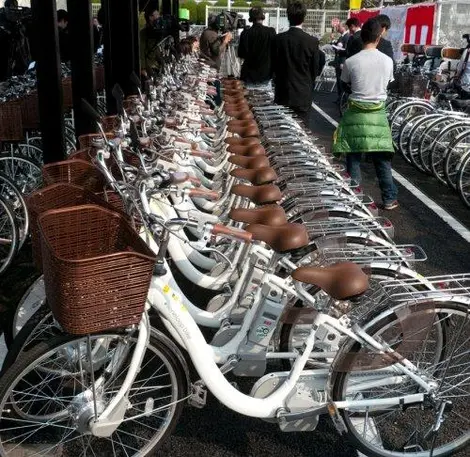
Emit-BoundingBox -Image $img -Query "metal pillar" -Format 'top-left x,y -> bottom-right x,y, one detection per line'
102,0 -> 139,115
30,0 -> 66,163
67,0 -> 97,139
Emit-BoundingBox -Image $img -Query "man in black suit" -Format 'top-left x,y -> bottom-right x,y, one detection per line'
272,1 -> 320,124
346,15 -> 394,62
376,14 -> 394,62
333,22 -> 350,102
345,17 -> 362,58
238,7 -> 276,89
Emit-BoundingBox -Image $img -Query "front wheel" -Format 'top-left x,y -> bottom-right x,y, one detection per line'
0,331 -> 188,456
330,299 -> 470,457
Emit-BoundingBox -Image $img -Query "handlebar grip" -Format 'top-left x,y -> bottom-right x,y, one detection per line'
188,189 -> 220,201
190,150 -> 214,159
189,176 -> 202,187
211,224 -> 252,243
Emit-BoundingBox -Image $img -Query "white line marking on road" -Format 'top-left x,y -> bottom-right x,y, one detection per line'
311,101 -> 470,244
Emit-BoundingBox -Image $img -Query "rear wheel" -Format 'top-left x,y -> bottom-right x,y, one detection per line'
331,299 -> 470,457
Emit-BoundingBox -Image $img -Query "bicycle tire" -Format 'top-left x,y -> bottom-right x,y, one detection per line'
0,196 -> 18,275
330,299 -> 470,457
0,172 -> 29,249
429,122 -> 470,185
0,154 -> 42,194
406,114 -> 446,172
456,150 -> 470,208
0,331 -> 187,456
444,130 -> 470,189
417,116 -> 464,175
396,113 -> 428,162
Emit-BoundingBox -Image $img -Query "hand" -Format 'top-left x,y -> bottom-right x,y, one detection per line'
141,70 -> 148,78
223,32 -> 233,43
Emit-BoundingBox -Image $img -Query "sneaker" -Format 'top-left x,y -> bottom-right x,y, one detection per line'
383,200 -> 399,210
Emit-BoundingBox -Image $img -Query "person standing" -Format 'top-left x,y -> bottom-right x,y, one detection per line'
333,18 -> 398,210
332,22 -> 350,102
199,15 -> 232,71
345,17 -> 361,58
140,7 -> 165,79
57,9 -> 70,62
272,1 -> 320,123
238,7 -> 276,90
375,14 -> 394,61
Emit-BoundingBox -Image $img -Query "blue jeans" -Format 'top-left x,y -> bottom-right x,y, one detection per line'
346,153 -> 398,205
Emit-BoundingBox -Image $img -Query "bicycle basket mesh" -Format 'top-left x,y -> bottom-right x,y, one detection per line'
27,183 -> 127,271
394,73 -> 428,98
38,204 -> 156,335
0,100 -> 23,141
42,159 -> 107,193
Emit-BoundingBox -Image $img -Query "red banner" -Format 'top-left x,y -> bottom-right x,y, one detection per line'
349,9 -> 380,25
404,4 -> 436,45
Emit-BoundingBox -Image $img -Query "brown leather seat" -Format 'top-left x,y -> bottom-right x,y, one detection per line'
229,155 -> 268,169
231,184 -> 282,205
228,144 -> 265,156
230,167 -> 278,185
225,110 -> 254,120
229,205 -> 287,226
225,137 -> 260,146
224,89 -> 246,97
224,95 -> 246,104
246,223 -> 309,253
228,125 -> 260,138
292,262 -> 369,300
227,119 -> 257,129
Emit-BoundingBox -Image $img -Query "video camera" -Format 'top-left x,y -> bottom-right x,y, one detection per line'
214,11 -> 246,33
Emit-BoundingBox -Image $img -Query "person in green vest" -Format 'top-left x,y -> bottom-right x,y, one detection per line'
333,17 -> 398,210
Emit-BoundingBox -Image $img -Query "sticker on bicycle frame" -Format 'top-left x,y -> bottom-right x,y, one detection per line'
163,285 -> 170,293
255,325 -> 269,339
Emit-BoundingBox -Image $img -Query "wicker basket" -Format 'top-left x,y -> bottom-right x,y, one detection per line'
395,73 -> 428,98
26,183 -> 125,270
42,159 -> 107,193
38,204 -> 156,334
0,99 -> 23,141
20,91 -> 40,131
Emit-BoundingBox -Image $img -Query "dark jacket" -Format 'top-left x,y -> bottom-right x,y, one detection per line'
272,27 -> 320,112
334,32 -> 350,67
58,27 -> 70,62
238,23 -> 276,83
199,28 -> 225,70
347,32 -> 394,62
346,30 -> 362,58
377,37 -> 394,61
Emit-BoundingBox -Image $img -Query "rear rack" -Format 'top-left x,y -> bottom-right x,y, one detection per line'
377,273 -> 470,303
303,216 -> 394,238
312,244 -> 427,266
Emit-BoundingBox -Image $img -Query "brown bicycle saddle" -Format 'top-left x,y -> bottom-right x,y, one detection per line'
228,143 -> 265,156
246,223 -> 309,253
229,205 -> 287,226
230,167 -> 278,185
231,184 -> 282,205
229,155 -> 269,169
225,110 -> 254,121
225,136 -> 260,146
227,119 -> 257,129
291,262 -> 369,300
228,125 -> 260,138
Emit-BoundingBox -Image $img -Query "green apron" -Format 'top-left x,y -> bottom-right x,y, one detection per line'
333,100 -> 394,155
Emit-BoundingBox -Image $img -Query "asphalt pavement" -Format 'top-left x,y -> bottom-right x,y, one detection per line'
0,91 -> 469,456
